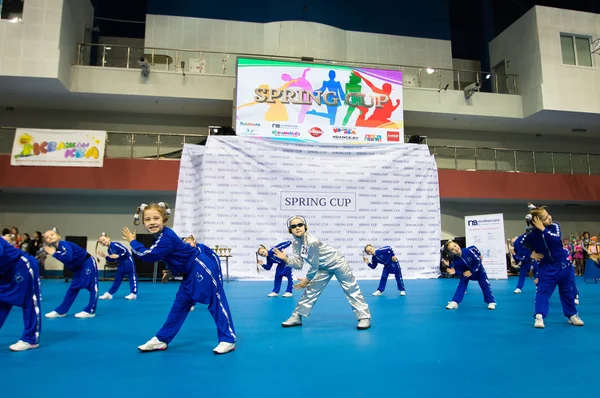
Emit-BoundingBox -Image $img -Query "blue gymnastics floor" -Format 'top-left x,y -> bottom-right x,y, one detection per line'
1,277 -> 599,398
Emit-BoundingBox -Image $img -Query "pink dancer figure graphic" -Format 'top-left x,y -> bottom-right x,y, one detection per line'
281,68 -> 313,124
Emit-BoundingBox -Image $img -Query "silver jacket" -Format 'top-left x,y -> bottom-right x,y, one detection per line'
287,232 -> 346,280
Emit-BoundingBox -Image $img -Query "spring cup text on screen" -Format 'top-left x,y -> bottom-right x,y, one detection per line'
254,88 -> 390,108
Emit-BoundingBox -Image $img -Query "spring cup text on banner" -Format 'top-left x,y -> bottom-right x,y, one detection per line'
464,214 -> 508,279
173,144 -> 207,235
10,128 -> 107,167
235,58 -> 404,144
173,137 -> 442,280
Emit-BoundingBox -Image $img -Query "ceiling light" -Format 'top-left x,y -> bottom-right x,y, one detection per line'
426,68 -> 435,75
485,74 -> 491,79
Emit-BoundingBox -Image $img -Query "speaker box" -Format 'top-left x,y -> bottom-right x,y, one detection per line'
134,234 -> 166,279
64,236 -> 88,281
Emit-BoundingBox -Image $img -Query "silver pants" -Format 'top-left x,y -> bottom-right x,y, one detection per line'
294,264 -> 371,320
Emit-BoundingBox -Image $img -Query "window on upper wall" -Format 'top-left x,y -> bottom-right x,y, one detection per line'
560,34 -> 593,67
0,0 -> 24,22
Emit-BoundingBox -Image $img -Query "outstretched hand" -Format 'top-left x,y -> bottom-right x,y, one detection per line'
122,227 -> 137,243
273,248 -> 287,262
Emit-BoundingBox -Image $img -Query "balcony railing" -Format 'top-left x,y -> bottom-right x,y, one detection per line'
76,43 -> 518,95
430,146 -> 600,175
2,130 -> 599,175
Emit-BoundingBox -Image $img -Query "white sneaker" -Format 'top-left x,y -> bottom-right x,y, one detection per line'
125,293 -> 137,300
488,303 -> 497,310
99,292 -> 113,300
45,311 -> 66,319
282,292 -> 293,298
138,337 -> 167,352
190,306 -> 195,312
513,288 -> 522,294
267,292 -> 279,297
9,340 -> 39,352
372,290 -> 383,296
357,318 -> 371,330
74,311 -> 95,318
534,314 -> 545,328
400,291 -> 406,296
568,314 -> 584,326
282,313 -> 302,327
212,342 -> 236,354
446,301 -> 459,310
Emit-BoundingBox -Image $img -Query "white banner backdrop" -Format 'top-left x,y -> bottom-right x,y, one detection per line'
11,128 -> 107,167
173,144 -> 206,233
464,213 -> 508,279
174,137 -> 441,280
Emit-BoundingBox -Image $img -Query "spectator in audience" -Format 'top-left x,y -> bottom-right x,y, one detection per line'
20,233 -> 31,254
573,237 -> 585,276
10,227 -> 21,249
30,231 -> 45,277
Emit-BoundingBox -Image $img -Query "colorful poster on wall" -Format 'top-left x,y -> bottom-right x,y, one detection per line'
11,128 -> 107,167
235,57 -> 404,144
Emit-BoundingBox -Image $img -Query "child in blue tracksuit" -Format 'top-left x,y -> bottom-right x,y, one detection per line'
442,241 -> 496,310
364,244 -> 406,296
514,204 -> 584,328
43,228 -> 98,319
257,241 -> 294,297
97,233 -> 138,300
125,202 -> 236,354
0,234 -> 42,351
510,236 -> 539,294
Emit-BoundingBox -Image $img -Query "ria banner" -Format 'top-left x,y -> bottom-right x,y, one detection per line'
11,128 -> 107,167
235,57 -> 404,144
464,214 -> 508,280
174,137 -> 441,280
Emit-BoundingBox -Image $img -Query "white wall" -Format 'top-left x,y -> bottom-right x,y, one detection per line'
489,7 -> 543,117
57,0 -> 93,88
0,0 -> 63,78
0,0 -> 93,84
536,6 -> 600,114
144,15 -> 453,86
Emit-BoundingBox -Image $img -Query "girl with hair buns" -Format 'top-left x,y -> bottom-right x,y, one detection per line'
97,233 -> 138,301
514,203 -> 584,329
43,228 -> 99,319
256,241 -> 294,298
123,202 -> 236,354
441,240 -> 496,310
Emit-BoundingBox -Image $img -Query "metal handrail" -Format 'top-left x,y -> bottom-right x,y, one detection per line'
2,129 -> 597,174
76,43 -> 518,94
430,145 -> 600,175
